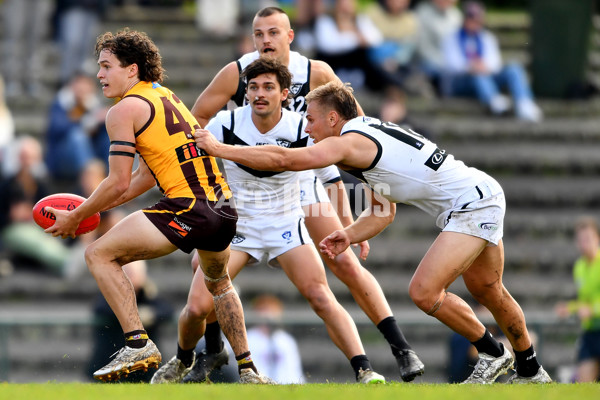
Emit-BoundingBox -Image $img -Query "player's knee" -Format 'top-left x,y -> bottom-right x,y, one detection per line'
328,251 -> 362,281
408,281 -> 441,312
303,285 -> 334,314
183,300 -> 212,322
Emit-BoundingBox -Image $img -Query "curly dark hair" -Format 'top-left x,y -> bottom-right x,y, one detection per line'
241,58 -> 292,108
95,28 -> 165,83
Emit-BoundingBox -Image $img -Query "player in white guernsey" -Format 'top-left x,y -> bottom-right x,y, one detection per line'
194,81 -> 552,385
187,6 -> 424,382
153,59 -> 385,384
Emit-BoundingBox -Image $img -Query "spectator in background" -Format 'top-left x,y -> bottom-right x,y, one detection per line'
555,216 -> 600,382
313,0 -> 403,92
0,0 -> 53,98
0,75 -> 15,169
364,0 -> 431,96
440,1 -> 543,122
0,136 -> 72,276
414,0 -> 462,93
247,295 -> 305,384
54,0 -> 111,86
87,259 -> 174,382
45,72 -> 110,186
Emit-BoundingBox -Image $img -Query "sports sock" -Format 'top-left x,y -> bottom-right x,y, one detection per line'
177,343 -> 195,368
377,316 -> 411,356
514,345 -> 541,377
350,355 -> 372,380
236,351 -> 257,374
124,329 -> 148,349
471,329 -> 504,358
205,321 -> 224,354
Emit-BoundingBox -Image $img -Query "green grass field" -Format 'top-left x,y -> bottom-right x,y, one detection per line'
2,382 -> 598,400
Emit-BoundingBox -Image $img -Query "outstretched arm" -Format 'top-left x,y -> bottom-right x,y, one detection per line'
194,128 -> 347,172
320,188 -> 395,259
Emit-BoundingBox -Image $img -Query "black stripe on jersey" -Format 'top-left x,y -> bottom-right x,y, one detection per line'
296,118 -> 308,141
323,176 -> 343,185
344,169 -> 367,184
124,94 -> 155,138
424,148 -> 448,171
341,130 -> 382,172
297,218 -> 305,245
231,61 -> 245,107
312,176 -> 321,203
220,114 -> 311,178
109,151 -> 135,157
110,140 -> 136,147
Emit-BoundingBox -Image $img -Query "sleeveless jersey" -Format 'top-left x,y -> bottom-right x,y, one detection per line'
232,51 -> 311,115
205,106 -> 309,219
340,117 -> 492,224
231,51 -> 340,189
124,81 -> 231,202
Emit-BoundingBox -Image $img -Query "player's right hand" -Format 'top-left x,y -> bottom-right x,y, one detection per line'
194,129 -> 219,155
319,230 -> 351,259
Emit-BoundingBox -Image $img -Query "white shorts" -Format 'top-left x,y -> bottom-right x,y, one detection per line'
440,180 -> 505,245
299,172 -> 329,207
231,213 -> 312,268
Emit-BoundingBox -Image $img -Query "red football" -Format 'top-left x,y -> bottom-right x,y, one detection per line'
32,193 -> 101,236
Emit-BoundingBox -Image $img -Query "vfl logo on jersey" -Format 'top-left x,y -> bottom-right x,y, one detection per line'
424,148 -> 448,171
282,231 -> 293,242
289,83 -> 303,95
276,139 -> 291,148
478,222 -> 498,231
232,234 -> 246,244
168,217 -> 191,238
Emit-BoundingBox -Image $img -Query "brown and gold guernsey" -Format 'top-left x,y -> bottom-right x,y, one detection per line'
124,81 -> 231,202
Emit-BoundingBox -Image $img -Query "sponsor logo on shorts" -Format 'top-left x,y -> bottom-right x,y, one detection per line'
282,231 -> 292,241
168,218 -> 191,238
232,234 -> 245,244
478,222 -> 498,231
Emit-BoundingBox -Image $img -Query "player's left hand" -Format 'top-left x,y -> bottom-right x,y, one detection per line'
44,207 -> 80,239
319,230 -> 351,259
194,129 -> 219,155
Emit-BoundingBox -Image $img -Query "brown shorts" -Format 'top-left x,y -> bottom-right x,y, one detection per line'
143,197 -> 237,253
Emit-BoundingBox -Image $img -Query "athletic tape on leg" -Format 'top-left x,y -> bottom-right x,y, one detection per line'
427,290 -> 448,316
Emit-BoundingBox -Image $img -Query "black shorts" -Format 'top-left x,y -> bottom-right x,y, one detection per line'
143,197 -> 237,253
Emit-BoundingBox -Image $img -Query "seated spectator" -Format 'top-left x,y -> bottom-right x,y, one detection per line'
440,1 -> 543,122
44,72 -> 110,186
414,0 -> 462,92
313,0 -> 403,92
365,0 -> 422,92
0,136 -> 72,276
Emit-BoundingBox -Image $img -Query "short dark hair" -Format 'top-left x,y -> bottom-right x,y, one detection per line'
241,58 -> 292,107
95,28 -> 165,83
305,81 -> 358,121
255,6 -> 287,18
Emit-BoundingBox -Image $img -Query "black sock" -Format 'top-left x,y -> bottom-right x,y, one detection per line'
205,321 -> 224,354
377,316 -> 411,356
514,345 -> 541,377
236,351 -> 257,374
471,329 -> 503,358
177,343 -> 195,368
350,355 -> 372,380
124,329 -> 148,349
